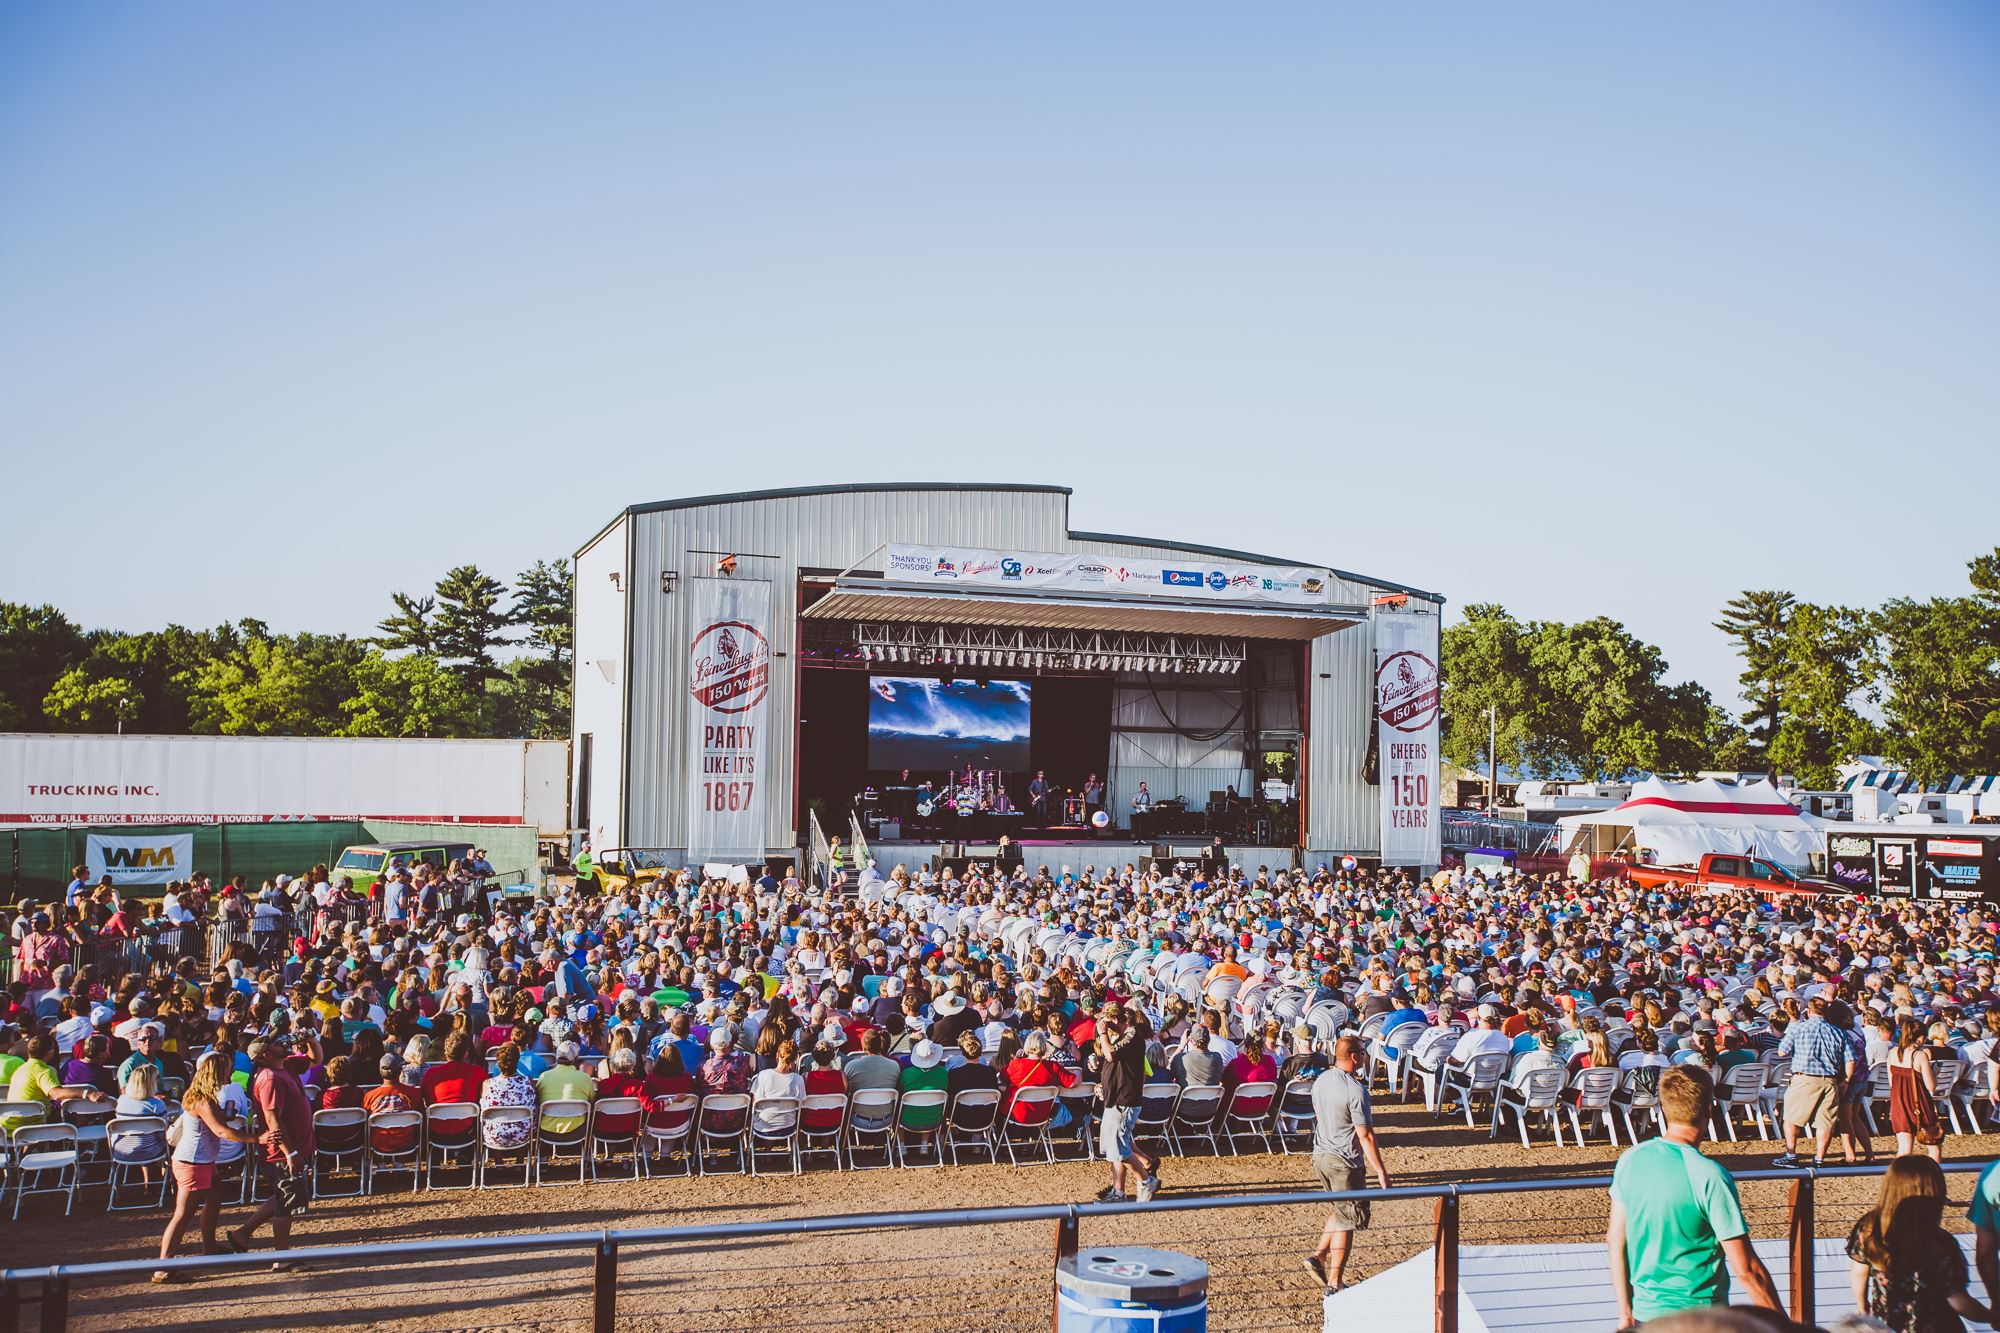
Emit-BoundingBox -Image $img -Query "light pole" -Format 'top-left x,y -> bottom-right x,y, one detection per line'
117,697 -> 132,736
1487,704 -> 1498,814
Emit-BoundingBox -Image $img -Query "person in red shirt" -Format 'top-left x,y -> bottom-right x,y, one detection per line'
589,1046 -> 647,1139
360,1055 -> 422,1155
225,1038 -> 316,1259
420,1032 -> 487,1106
1002,1032 -> 1077,1123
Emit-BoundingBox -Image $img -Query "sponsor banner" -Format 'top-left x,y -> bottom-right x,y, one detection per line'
1919,836 -> 1998,902
1376,611 -> 1441,867
685,578 -> 773,860
883,544 -> 1335,607
1826,834 -> 1878,894
86,832 -> 194,886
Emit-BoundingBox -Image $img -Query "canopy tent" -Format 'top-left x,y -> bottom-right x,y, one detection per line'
1554,777 -> 1821,870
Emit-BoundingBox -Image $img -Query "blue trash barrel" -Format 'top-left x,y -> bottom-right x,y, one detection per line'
1055,1247 -> 1208,1332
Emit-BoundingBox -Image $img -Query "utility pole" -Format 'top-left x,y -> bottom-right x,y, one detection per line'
1487,705 -> 1498,814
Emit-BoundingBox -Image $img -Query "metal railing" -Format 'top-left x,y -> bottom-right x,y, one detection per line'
2,1160 -> 1967,1333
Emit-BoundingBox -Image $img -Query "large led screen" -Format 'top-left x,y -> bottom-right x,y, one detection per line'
867,677 -> 1031,771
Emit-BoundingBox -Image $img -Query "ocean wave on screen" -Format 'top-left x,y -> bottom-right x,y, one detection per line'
868,677 -> 1031,742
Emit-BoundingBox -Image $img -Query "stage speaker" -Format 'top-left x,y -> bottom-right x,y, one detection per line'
879,821 -> 901,839
1151,843 -> 1171,861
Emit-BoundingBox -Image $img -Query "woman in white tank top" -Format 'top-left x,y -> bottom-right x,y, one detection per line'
154,1052 -> 254,1285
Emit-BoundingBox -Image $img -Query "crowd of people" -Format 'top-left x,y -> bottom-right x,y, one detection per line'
7,848 -> 2000,1327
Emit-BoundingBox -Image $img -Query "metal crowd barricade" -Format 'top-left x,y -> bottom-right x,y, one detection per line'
0,1161 -> 1962,1333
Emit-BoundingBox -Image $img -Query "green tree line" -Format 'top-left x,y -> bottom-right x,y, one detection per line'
0,560 -> 573,740
1441,546 -> 2000,787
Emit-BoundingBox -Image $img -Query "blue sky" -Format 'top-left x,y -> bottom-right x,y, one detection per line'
2,4 -> 1995,711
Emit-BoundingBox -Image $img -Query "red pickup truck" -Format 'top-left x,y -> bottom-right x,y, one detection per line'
1625,853 -> 1836,897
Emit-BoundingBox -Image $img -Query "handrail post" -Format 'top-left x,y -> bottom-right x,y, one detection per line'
37,1276 -> 64,1333
592,1235 -> 616,1333
1435,1186 -> 1460,1333
1789,1173 -> 1814,1328
1053,1205 -> 1078,1333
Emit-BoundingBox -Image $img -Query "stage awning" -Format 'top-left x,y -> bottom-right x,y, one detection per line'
802,583 -> 1364,640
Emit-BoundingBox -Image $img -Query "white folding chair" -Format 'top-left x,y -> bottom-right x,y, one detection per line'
1135,1083 -> 1179,1152
799,1093 -> 849,1170
1616,1068 -> 1664,1142
424,1102 -> 480,1189
1055,1081 -> 1097,1162
1167,1085 -> 1224,1156
1494,1069 -> 1566,1148
588,1097 -> 645,1179
843,1089 -> 899,1170
1712,1063 -> 1772,1141
1439,1053 -> 1509,1130
105,1115 -> 170,1211
1220,1080 -> 1278,1156
999,1086 -> 1060,1165
59,1090 -> 114,1184
536,1099 -> 593,1183
1931,1059 -> 1964,1134
365,1110 -> 424,1192
695,1093 -> 752,1175
748,1097 -> 803,1177
1861,1063 -> 1892,1136
893,1091 -> 947,1167
1370,1023 -> 1429,1097
311,1107 -> 369,1198
1565,1068 -> 1622,1146
1275,1076 -> 1316,1153
944,1089 -> 1000,1166
12,1124 -> 79,1219
642,1093 -> 698,1178
476,1107 -> 538,1188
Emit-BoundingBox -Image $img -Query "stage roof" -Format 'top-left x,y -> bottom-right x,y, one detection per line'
802,582 -> 1364,640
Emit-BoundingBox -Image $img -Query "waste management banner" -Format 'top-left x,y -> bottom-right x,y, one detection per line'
86,832 -> 195,886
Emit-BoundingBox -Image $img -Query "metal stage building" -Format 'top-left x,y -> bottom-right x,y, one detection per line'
570,483 -> 1443,872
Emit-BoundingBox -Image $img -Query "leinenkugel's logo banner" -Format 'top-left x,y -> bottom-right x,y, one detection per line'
685,577 -> 772,860
86,832 -> 194,886
1376,611 -> 1441,867
882,544 -> 1335,607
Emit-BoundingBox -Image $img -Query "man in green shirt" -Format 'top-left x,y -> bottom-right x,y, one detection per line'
1606,1065 -> 1781,1326
1969,1157 -> 2000,1300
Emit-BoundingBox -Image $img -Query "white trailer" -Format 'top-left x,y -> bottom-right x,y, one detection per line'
0,733 -> 570,835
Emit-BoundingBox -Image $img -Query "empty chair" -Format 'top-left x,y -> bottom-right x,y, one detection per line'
364,1110 -> 424,1192
423,1102 -> 480,1189
311,1107 -> 369,1198
1055,1081 -> 1097,1162
588,1097 -> 645,1179
1712,1063 -> 1772,1141
893,1091 -> 948,1168
536,1099 -> 593,1183
748,1097 -> 804,1177
104,1115 -> 170,1211
1861,1063 -> 1893,1136
477,1106 -> 538,1188
59,1089 -> 115,1183
944,1089 -> 1001,1166
1494,1070 -> 1566,1148
1931,1059 -> 1965,1134
999,1085 -> 1060,1165
641,1093 -> 699,1178
1565,1068 -> 1623,1147
696,1093 -> 753,1175
1954,1062 -> 1993,1134
12,1123 -> 80,1219
1168,1086 -> 1225,1156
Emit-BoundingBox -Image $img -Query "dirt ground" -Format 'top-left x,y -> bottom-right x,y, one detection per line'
3,1095 -> 1990,1333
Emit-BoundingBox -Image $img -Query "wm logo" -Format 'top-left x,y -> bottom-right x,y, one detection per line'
104,847 -> 177,869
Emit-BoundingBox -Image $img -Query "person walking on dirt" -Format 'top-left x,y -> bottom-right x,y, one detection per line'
1092,1001 -> 1160,1203
1304,1035 -> 1388,1292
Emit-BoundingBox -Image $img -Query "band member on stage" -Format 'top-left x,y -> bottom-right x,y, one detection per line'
1130,782 -> 1153,813
1083,773 -> 1103,812
1028,770 -> 1049,818
915,779 -> 936,818
994,786 -> 1015,815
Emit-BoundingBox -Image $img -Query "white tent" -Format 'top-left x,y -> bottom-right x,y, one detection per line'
1555,777 -> 1822,870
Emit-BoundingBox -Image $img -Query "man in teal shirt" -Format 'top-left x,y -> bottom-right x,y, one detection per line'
1969,1158 -> 2000,1300
1606,1066 -> 1782,1325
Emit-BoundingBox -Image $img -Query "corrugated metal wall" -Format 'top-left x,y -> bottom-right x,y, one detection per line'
588,489 -> 1434,858
623,490 -> 1070,852
571,517 -> 628,850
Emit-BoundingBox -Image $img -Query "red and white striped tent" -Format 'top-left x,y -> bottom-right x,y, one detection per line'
1555,777 -> 1821,870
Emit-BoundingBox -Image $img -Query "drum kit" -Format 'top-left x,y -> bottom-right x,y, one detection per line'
918,765 -> 1007,817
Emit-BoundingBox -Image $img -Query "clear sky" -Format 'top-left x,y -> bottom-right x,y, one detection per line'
2,4 -> 1995,711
